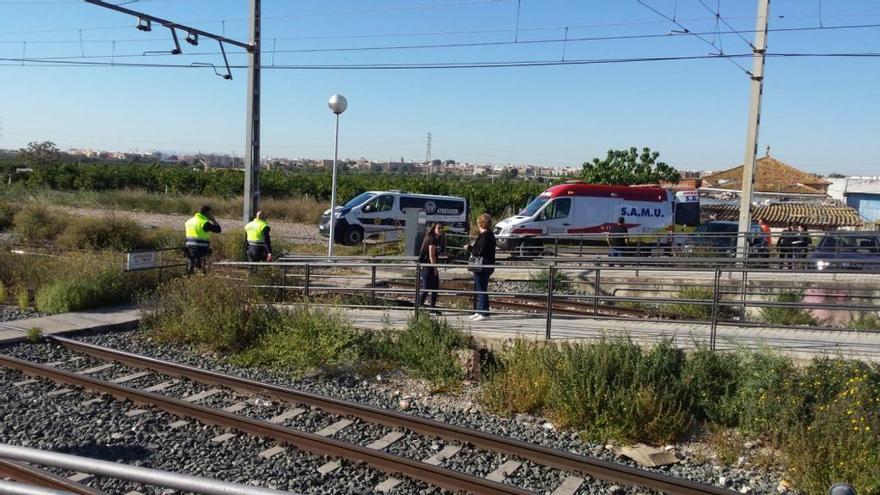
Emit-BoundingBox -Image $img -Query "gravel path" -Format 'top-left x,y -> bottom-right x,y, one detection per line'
56,206 -> 322,243
34,328 -> 783,494
0,304 -> 44,323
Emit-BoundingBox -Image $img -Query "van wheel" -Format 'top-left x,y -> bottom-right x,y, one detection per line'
343,227 -> 364,246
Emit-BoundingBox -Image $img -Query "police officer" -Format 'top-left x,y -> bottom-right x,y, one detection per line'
184,205 -> 222,274
244,210 -> 273,262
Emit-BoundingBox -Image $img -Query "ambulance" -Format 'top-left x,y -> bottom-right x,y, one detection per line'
493,182 -> 699,250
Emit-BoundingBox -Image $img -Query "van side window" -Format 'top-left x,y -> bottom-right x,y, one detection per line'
364,195 -> 394,213
538,198 -> 571,221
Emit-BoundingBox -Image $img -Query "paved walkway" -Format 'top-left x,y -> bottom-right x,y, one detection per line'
0,306 -> 140,344
341,307 -> 880,362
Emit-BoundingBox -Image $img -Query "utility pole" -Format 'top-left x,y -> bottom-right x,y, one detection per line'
243,0 -> 261,223
735,0 -> 770,258
425,131 -> 432,178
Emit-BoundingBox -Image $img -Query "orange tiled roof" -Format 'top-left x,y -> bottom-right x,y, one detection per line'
701,203 -> 863,229
701,156 -> 830,195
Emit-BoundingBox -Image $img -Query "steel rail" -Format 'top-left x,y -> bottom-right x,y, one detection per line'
0,460 -> 106,495
49,336 -> 736,495
0,354 -> 532,495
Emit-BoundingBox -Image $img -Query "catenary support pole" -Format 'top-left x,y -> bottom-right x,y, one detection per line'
735,0 -> 770,258
328,113 -> 340,256
243,0 -> 261,223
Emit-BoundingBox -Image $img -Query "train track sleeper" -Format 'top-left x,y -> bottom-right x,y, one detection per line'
316,460 -> 342,475
314,419 -> 353,437
67,473 -> 93,484
141,380 -> 177,392
168,420 -> 190,429
110,371 -> 150,384
257,446 -> 286,459
366,431 -> 405,450
374,477 -> 404,493
80,398 -> 103,406
550,475 -> 585,495
45,388 -> 73,397
210,432 -> 237,443
181,388 -> 223,403
485,460 -> 522,482
12,379 -> 37,387
423,444 -> 462,466
123,408 -> 147,417
76,364 -> 115,375
268,408 -> 305,424
222,401 -> 248,413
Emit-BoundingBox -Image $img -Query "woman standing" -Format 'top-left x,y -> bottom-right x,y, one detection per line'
418,223 -> 442,310
469,213 -> 496,321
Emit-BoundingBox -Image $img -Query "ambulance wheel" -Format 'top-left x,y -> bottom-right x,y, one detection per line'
517,239 -> 543,258
343,226 -> 364,246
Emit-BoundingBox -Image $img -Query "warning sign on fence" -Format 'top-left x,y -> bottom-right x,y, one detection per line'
125,251 -> 159,271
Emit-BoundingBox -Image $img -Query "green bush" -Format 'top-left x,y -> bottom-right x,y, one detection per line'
526,268 -> 572,294
235,307 -> 366,375
848,313 -> 880,331
681,347 -> 742,425
759,291 -> 816,326
377,314 -> 467,388
35,267 -> 154,314
0,281 -> 7,304
0,202 -> 18,231
660,287 -> 717,321
16,287 -> 28,311
481,340 -> 551,416
13,205 -> 66,241
56,216 -> 146,251
144,275 -> 268,352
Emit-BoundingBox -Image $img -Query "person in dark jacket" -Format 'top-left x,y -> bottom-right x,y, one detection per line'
777,224 -> 796,269
418,223 -> 442,310
607,216 -> 628,257
791,224 -> 812,268
469,213 -> 496,321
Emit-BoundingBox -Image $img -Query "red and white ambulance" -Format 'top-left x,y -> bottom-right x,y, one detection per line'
493,182 -> 699,250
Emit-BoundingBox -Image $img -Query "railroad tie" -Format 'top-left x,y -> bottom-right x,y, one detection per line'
81,397 -> 104,406
550,476 -> 585,495
12,378 -> 37,387
374,477 -> 404,493
46,388 -> 73,397
366,431 -> 405,451
125,409 -> 148,417
314,419 -> 353,437
182,388 -> 223,403
76,363 -> 115,375
258,445 -> 286,459
125,492 -> 144,495
422,445 -> 461,466
317,460 -> 341,475
268,408 -> 305,424
43,361 -> 65,367
142,380 -> 178,393
110,371 -> 150,384
168,420 -> 190,429
223,401 -> 249,413
210,432 -> 237,444
68,472 -> 94,484
485,460 -> 521,482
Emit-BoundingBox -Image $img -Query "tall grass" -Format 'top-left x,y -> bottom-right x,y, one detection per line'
375,314 -> 467,389
759,291 -> 817,326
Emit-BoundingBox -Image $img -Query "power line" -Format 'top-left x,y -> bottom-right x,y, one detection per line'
697,0 -> 755,49
1,52 -> 877,71
7,22 -> 879,62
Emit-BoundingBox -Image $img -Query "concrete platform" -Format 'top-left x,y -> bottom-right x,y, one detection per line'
0,306 -> 140,344
342,307 -> 880,362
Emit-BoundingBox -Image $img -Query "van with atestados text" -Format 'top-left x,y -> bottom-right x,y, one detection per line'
493,182 -> 699,250
319,190 -> 469,245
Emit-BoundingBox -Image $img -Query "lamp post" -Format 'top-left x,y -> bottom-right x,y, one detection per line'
327,94 -> 348,257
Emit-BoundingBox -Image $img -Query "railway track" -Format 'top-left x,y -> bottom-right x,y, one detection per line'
380,280 -> 650,318
0,336 -> 735,495
0,458 -> 109,495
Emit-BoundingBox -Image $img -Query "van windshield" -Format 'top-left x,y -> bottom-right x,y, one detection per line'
344,192 -> 375,208
519,196 -> 549,217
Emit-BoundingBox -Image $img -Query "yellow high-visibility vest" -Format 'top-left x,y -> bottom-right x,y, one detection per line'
245,218 -> 268,245
185,212 -> 212,245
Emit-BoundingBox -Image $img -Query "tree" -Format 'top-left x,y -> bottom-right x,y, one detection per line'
19,141 -> 61,167
580,147 -> 680,185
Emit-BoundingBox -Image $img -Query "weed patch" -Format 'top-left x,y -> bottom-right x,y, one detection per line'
759,291 -> 816,326
526,268 -> 572,294
376,314 -> 467,389
13,205 -> 67,242
56,216 -> 146,251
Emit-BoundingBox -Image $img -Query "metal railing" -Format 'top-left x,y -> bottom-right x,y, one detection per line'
217,255 -> 880,353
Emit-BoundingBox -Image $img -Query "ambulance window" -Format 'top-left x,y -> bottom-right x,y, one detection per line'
363,195 -> 394,213
539,198 -> 571,220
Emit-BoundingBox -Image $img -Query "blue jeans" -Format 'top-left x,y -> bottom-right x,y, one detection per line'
473,270 -> 491,314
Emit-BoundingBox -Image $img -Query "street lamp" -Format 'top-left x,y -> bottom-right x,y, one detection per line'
327,94 -> 348,257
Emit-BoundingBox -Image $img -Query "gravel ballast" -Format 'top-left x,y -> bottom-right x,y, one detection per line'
0,329 -> 784,494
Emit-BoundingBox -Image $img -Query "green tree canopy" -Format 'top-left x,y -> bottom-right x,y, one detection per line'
19,141 -> 61,167
580,147 -> 680,185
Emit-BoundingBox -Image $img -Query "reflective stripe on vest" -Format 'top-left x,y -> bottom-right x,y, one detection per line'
185,213 -> 212,245
245,218 -> 268,245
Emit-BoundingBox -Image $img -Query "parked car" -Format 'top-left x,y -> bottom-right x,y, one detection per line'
811,232 -> 880,270
681,221 -> 767,257
319,190 -> 468,246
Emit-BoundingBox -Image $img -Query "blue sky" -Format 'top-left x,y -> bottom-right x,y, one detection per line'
0,0 -> 878,174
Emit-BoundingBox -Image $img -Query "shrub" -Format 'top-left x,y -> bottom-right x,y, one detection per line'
143,275 -> 268,352
13,205 -> 66,242
377,314 -> 467,388
0,202 -> 18,231
0,281 -> 6,304
759,291 -> 816,326
481,340 -> 551,416
235,307 -> 366,375
681,347 -> 742,425
661,287 -> 716,321
16,287 -> 28,311
526,268 -> 572,294
56,216 -> 146,251
727,350 -> 800,440
848,313 -> 880,331
34,267 -> 153,314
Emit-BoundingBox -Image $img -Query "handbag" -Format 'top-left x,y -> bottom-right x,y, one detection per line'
467,254 -> 484,272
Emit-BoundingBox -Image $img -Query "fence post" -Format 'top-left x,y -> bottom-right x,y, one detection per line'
545,265 -> 555,340
370,265 -> 377,305
304,264 -> 311,299
710,267 -> 721,351
739,267 -> 748,323
554,236 -> 559,257
593,260 -> 601,315
578,237 -> 583,257
414,262 -> 421,315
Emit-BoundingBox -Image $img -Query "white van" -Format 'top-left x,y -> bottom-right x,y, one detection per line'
494,183 -> 700,250
319,191 -> 469,245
